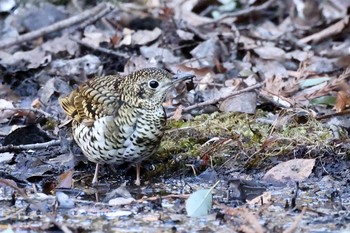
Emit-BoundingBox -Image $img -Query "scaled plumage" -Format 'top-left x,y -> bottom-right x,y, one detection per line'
59,67 -> 193,185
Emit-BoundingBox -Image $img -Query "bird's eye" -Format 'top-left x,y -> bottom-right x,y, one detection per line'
148,80 -> 159,89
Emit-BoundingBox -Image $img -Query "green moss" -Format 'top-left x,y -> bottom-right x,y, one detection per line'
146,110 -> 336,179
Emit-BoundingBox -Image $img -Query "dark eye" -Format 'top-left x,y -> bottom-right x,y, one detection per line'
148,80 -> 159,89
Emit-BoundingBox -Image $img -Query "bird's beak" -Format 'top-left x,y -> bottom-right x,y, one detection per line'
171,73 -> 195,85
160,73 -> 194,94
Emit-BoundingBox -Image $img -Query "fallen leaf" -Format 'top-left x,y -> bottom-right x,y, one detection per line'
171,0 -> 213,26
132,27 -> 162,45
169,105 -> 183,120
219,92 -> 257,114
263,159 -> 316,184
176,29 -> 194,40
140,46 -> 180,64
335,91 -> 350,112
47,54 -> 101,77
42,33 -> 79,56
299,77 -> 331,89
142,214 -> 160,222
0,99 -> 15,123
0,47 -> 51,70
191,38 -> 219,67
56,192 -> 75,209
57,170 -> 74,189
0,152 -> 14,163
82,25 -> 112,47
247,191 -> 272,205
253,46 -> 287,60
186,189 -> 213,217
119,28 -> 134,46
108,197 -> 135,206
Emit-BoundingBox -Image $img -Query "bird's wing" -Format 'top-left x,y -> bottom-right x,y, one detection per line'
59,75 -> 123,124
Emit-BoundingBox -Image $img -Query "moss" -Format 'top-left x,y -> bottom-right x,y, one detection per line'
146,110 -> 336,179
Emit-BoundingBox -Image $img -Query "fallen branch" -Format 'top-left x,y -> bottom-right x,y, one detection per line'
0,3 -> 113,49
202,0 -> 277,25
0,140 -> 62,153
299,15 -> 350,44
283,207 -> 306,233
78,6 -> 116,30
70,38 -> 129,58
0,107 -> 60,121
168,82 -> 265,117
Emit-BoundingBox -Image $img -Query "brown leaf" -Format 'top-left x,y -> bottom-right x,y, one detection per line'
57,170 -> 74,189
0,47 -> 51,70
132,27 -> 162,45
335,91 -> 350,112
0,99 -> 15,123
299,15 -> 350,44
0,178 -> 28,198
263,159 -> 315,184
169,105 -> 183,120
219,92 -> 257,114
170,0 -> 213,26
253,46 -> 287,60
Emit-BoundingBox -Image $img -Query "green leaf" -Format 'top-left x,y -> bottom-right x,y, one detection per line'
185,189 -> 212,217
309,96 -> 336,106
300,77 -> 330,88
185,180 -> 220,217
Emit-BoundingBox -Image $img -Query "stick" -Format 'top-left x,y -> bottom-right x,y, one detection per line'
0,3 -> 113,49
283,207 -> 306,233
0,140 -> 63,153
70,38 -> 129,58
78,6 -> 116,30
168,82 -> 265,116
201,0 -> 277,25
299,15 -> 350,44
0,107 -> 59,121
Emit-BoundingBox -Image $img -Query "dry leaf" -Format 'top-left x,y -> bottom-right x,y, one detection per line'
42,33 -> 79,56
335,91 -> 350,112
57,170 -> 74,189
169,105 -> 183,120
176,29 -> 194,40
0,99 -> 15,123
190,38 -> 219,67
253,46 -> 287,60
171,0 -> 213,26
140,46 -> 180,64
0,47 -> 51,70
132,27 -> 162,45
263,159 -> 316,184
219,92 -> 257,114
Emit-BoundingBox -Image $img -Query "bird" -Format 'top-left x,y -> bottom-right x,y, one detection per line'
59,67 -> 194,185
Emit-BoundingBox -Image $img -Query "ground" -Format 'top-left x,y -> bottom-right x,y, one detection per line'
0,0 -> 350,232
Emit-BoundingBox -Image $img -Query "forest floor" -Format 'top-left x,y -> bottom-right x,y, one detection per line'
0,0 -> 350,232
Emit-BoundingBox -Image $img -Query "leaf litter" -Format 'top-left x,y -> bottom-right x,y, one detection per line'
0,0 -> 350,232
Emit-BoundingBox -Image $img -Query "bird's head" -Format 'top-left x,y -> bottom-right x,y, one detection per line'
117,68 -> 194,109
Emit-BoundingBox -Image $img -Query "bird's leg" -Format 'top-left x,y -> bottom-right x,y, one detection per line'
135,162 -> 141,186
92,163 -> 100,185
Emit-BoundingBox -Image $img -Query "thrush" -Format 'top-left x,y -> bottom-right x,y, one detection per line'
59,67 -> 193,185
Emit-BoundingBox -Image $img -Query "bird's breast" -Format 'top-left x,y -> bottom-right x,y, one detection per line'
72,106 -> 166,164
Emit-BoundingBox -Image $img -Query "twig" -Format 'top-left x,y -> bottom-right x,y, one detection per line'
0,140 -> 62,153
78,7 -> 116,30
0,107 -> 60,121
316,109 -> 350,120
0,3 -> 112,49
201,0 -> 277,26
0,206 -> 27,221
70,38 -> 129,59
283,207 -> 306,233
299,15 -> 350,44
168,82 -> 265,117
